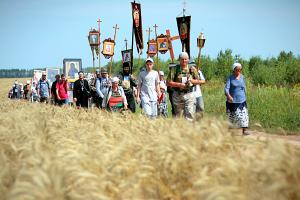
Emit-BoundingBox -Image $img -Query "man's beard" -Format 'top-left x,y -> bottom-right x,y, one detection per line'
123,70 -> 130,76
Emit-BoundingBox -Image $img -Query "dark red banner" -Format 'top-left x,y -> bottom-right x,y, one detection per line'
176,16 -> 191,57
131,2 -> 144,53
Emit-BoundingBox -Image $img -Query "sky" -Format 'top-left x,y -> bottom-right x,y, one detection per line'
0,0 -> 299,69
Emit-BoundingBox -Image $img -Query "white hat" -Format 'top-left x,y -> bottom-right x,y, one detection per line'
179,52 -> 189,59
111,77 -> 119,83
159,71 -> 164,76
145,57 -> 154,63
26,80 -> 31,84
232,63 -> 242,70
42,72 -> 47,76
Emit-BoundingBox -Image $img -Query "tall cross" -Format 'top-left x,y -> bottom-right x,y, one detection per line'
146,27 -> 152,43
110,24 -> 119,75
153,24 -> 159,70
166,29 -> 180,63
183,0 -> 187,16
153,24 -> 158,38
97,19 -> 102,69
113,24 -> 119,41
124,38 -> 128,50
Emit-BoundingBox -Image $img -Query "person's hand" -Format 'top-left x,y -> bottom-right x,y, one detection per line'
73,98 -> 77,102
179,83 -> 186,89
57,96 -> 61,100
136,96 -> 141,104
227,96 -> 233,103
124,104 -> 128,110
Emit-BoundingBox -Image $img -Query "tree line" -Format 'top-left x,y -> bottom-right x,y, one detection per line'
2,50 -> 299,86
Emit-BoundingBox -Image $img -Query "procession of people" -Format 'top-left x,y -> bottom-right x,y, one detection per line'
7,53 -> 249,135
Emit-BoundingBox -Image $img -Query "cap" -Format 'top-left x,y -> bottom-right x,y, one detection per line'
96,69 -> 100,74
179,52 -> 189,59
101,67 -> 108,73
111,77 -> 119,83
232,63 -> 242,70
42,72 -> 46,76
145,57 -> 154,63
159,71 -> 164,76
26,80 -> 31,84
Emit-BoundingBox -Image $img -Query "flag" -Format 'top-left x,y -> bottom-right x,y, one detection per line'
131,2 -> 143,53
176,16 -> 191,57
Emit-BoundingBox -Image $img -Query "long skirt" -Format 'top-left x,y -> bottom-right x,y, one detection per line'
226,101 -> 249,128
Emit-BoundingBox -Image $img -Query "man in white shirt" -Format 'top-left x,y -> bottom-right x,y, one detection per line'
136,57 -> 161,118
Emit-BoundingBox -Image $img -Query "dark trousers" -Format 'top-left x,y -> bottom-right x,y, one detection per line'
76,97 -> 89,108
168,90 -> 175,117
126,93 -> 136,113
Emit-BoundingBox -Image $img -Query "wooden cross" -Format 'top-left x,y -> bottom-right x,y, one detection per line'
146,27 -> 152,43
153,24 -> 159,70
166,29 -> 180,63
97,19 -> 102,69
153,24 -> 158,37
124,38 -> 128,50
110,24 -> 119,75
113,24 -> 119,41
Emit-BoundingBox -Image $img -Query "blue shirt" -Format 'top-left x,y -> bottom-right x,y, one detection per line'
37,79 -> 50,97
224,74 -> 246,103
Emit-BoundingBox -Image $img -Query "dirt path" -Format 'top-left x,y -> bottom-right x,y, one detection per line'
243,130 -> 300,147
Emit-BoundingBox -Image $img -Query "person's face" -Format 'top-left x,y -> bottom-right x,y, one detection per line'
79,73 -> 84,79
234,67 -> 241,76
146,61 -> 153,71
101,72 -> 108,78
180,57 -> 189,68
112,81 -> 118,89
42,75 -> 46,80
61,76 -> 66,81
160,75 -> 164,80
123,66 -> 130,74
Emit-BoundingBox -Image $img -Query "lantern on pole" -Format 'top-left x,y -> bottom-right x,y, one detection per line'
197,32 -> 206,69
88,28 -> 100,70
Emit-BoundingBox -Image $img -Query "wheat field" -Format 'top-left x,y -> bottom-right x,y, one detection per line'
0,78 -> 300,200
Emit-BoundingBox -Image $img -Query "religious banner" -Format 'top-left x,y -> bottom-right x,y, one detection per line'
131,2 -> 143,53
147,39 -> 157,57
33,70 -> 44,84
121,49 -> 133,63
176,15 -> 191,57
46,68 -> 60,86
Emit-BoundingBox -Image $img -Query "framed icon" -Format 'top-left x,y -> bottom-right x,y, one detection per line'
63,58 -> 82,80
102,38 -> 115,58
121,49 -> 132,63
46,68 -> 60,85
89,30 -> 100,46
147,39 -> 157,57
157,36 -> 169,51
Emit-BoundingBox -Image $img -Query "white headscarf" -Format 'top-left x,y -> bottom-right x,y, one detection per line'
232,62 -> 242,70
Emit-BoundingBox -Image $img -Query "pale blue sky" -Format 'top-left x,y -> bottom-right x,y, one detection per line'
0,0 -> 299,69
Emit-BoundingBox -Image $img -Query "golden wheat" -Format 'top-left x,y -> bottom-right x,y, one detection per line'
0,78 -> 299,200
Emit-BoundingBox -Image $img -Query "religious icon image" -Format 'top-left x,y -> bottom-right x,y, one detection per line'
133,5 -> 140,28
63,58 -> 82,80
157,36 -> 169,52
89,31 -> 100,46
180,23 -> 188,40
102,39 -> 115,58
147,39 -> 157,57
121,49 -> 132,63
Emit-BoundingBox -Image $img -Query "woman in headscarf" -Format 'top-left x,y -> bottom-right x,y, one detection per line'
102,77 -> 128,112
224,63 -> 249,135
